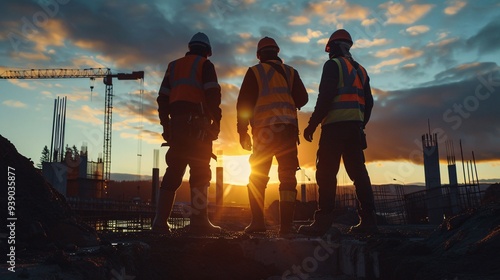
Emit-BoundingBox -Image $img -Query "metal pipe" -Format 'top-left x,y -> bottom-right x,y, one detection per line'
54,98 -> 61,162
459,140 -> 466,185
61,96 -> 67,162
472,151 -> 480,187
50,98 -> 57,162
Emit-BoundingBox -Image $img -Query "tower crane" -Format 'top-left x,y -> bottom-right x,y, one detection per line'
0,68 -> 145,183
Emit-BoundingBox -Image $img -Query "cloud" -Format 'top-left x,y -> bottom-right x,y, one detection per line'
1,0 -> 498,175
70,56 -> 108,69
48,1 -> 194,69
381,2 -> 433,25
114,89 -> 159,128
41,90 -> 52,97
289,15 -> 310,26
426,62 -> 499,86
316,37 -> 328,46
217,65 -> 249,80
8,79 -> 36,89
119,131 -> 162,145
374,47 -> 420,58
360,62 -> 500,164
467,19 -> 500,55
444,0 -> 467,15
354,38 -> 390,48
290,29 -> 324,43
24,19 -> 67,52
424,37 -> 463,68
405,25 -> 430,36
68,105 -> 102,125
307,0 -> 371,24
14,52 -> 50,61
337,4 -> 371,21
437,32 -> 449,40
60,88 -> 92,102
361,18 -> 378,26
401,63 -> 417,70
426,37 -> 460,48
3,99 -> 27,108
308,1 -> 336,15
235,39 -> 255,54
371,46 -> 423,72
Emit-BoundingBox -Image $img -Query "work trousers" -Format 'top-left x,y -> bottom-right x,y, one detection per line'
316,122 -> 375,213
249,124 -> 299,192
161,116 -> 212,192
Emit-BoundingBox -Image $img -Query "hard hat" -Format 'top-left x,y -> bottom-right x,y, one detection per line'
189,32 -> 212,56
325,29 -> 353,52
257,37 -> 280,53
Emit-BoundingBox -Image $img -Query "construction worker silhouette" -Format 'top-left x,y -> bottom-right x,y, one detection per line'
153,32 -> 222,234
237,37 -> 308,236
299,29 -> 378,236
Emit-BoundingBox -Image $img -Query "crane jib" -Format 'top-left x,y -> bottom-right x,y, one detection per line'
0,67 -> 144,183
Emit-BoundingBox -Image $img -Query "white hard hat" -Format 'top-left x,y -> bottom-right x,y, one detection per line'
189,32 -> 212,56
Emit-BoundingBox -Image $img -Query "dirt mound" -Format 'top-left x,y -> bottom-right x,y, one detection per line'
378,192 -> 500,280
0,134 -> 99,253
482,183 -> 500,204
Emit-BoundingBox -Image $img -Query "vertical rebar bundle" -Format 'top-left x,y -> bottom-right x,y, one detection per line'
50,96 -> 67,162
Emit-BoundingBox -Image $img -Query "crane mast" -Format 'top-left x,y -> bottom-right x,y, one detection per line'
1,68 -> 144,184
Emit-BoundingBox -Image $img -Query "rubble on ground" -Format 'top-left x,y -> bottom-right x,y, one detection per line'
376,185 -> 500,280
1,134 -> 499,280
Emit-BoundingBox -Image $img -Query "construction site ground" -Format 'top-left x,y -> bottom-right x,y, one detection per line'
1,134 -> 500,280
2,214 -> 500,280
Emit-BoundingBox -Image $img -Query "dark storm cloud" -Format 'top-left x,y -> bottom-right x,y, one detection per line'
365,62 -> 500,164
430,62 -> 499,86
300,62 -> 500,166
57,0 -> 191,67
467,18 -> 500,55
3,0 -> 498,167
0,0 -> 244,73
114,89 -> 159,125
418,18 -> 500,71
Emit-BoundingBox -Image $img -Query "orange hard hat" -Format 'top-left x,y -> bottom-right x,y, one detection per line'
257,37 -> 280,53
325,29 -> 353,52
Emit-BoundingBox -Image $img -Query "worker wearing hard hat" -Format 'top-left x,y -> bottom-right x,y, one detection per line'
153,32 -> 222,234
299,29 -> 377,236
237,37 -> 308,236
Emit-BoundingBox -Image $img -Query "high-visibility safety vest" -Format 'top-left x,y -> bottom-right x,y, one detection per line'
250,62 -> 297,128
322,57 -> 368,125
164,55 -> 209,104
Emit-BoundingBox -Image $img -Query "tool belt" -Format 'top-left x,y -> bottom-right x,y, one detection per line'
188,113 -> 211,142
169,113 -> 216,142
163,113 -> 217,160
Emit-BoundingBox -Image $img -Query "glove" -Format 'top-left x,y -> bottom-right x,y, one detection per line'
239,132 -> 252,151
207,122 -> 220,141
303,125 -> 316,142
162,125 -> 170,142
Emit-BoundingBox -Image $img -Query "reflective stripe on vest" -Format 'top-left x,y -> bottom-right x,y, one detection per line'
250,63 -> 297,128
322,57 -> 367,125
168,55 -> 206,104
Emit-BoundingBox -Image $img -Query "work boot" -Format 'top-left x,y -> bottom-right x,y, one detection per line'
152,190 -> 176,234
298,210 -> 334,236
245,184 -> 266,233
348,210 -> 379,234
245,175 -> 269,233
279,201 -> 296,236
189,186 -> 221,234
